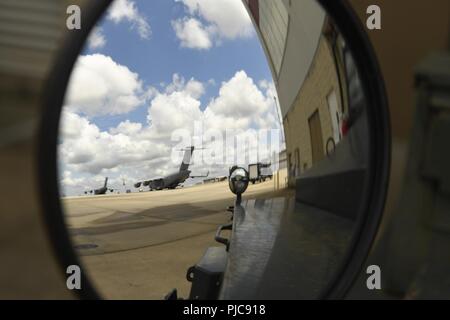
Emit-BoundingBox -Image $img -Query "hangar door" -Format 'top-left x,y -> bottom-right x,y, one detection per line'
308,110 -> 324,165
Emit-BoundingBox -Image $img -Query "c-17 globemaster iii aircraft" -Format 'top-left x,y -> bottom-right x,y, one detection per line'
84,177 -> 113,195
134,146 -> 208,191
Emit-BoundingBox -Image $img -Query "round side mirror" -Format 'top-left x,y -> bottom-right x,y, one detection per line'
228,167 -> 250,196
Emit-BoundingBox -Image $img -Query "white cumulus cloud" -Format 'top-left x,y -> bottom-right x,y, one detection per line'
59,70 -> 280,196
87,27 -> 106,50
65,54 -> 144,117
207,70 -> 270,118
147,74 -> 205,136
173,0 -> 254,49
108,0 -> 151,39
172,18 -> 213,50
59,110 -> 169,176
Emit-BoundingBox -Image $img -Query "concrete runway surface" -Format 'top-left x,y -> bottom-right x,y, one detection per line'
62,180 -> 286,299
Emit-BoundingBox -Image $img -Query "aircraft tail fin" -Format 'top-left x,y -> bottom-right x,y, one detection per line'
179,146 -> 194,172
104,177 -> 108,188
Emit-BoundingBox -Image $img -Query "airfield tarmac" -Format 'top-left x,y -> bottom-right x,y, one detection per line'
62,180 -> 288,299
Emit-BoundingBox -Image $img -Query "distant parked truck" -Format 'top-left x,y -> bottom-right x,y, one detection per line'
248,163 -> 273,184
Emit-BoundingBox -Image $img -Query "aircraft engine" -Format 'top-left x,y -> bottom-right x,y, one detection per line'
134,182 -> 141,188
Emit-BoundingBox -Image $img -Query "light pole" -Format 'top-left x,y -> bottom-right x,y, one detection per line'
273,96 -> 285,144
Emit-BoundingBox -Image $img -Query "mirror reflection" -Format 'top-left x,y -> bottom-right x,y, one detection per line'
59,0 -> 370,299
228,166 -> 249,196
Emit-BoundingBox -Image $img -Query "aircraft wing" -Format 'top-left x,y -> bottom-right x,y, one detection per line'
134,176 -> 162,188
134,181 -> 144,188
189,171 -> 210,178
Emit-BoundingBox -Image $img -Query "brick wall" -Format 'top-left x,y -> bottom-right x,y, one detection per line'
283,35 -> 343,186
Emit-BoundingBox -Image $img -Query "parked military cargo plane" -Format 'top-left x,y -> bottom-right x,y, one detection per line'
134,146 -> 208,191
84,177 -> 113,195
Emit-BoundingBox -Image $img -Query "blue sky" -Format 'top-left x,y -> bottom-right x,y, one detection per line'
85,0 -> 272,130
60,0 -> 281,196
